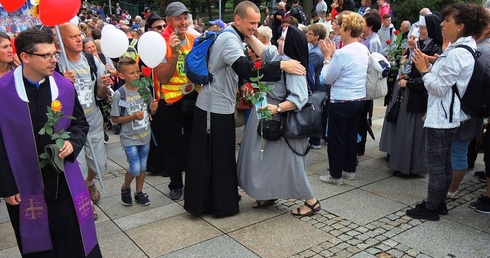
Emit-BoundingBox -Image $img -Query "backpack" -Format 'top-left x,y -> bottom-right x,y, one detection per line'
112,87 -> 127,134
365,52 -> 391,100
121,38 -> 138,60
185,30 -> 234,84
451,45 -> 490,119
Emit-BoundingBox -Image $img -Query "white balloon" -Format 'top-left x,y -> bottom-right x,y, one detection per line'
137,31 -> 166,68
101,24 -> 117,37
69,16 -> 79,25
30,0 -> 38,6
100,29 -> 129,58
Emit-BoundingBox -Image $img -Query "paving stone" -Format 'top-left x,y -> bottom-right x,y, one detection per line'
319,250 -> 333,257
415,254 -> 432,258
336,243 -> 351,250
396,244 -> 410,252
376,243 -> 390,251
347,246 -> 361,254
330,230 -> 342,236
366,247 -> 381,255
365,238 -> 380,246
384,239 -> 399,248
335,250 -> 353,258
346,230 -> 360,236
388,249 -> 405,258
328,246 -> 342,254
356,234 -> 370,241
310,245 -> 324,253
320,241 -> 335,249
356,243 -> 371,250
329,238 -> 344,245
357,227 -> 369,233
338,234 -> 352,241
375,235 -> 387,241
347,239 -> 361,246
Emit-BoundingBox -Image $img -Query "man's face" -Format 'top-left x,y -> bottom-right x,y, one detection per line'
168,13 -> 189,36
234,8 -> 261,37
22,43 -> 58,78
383,17 -> 391,27
61,25 -> 83,54
149,20 -> 166,34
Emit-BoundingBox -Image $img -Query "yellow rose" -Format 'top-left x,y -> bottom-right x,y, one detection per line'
51,100 -> 62,113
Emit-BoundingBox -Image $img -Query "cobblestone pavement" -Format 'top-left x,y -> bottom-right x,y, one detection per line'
1,99 -> 489,258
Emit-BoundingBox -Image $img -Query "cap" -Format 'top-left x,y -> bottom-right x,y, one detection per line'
145,12 -> 163,31
418,15 -> 426,26
166,2 -> 189,17
209,19 -> 226,29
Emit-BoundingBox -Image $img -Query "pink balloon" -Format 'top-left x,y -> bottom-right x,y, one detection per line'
0,0 -> 25,12
39,0 -> 81,26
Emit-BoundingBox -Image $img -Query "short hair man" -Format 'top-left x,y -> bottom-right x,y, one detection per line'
153,2 -> 197,200
145,12 -> 165,33
183,1 -> 306,217
0,28 -> 101,257
58,23 -> 112,219
377,13 -> 396,57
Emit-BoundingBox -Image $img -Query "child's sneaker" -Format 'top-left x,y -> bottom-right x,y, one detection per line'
134,192 -> 150,206
121,187 -> 132,206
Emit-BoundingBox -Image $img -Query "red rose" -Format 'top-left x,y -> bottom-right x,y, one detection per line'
386,39 -> 391,45
394,30 -> 400,35
254,60 -> 263,70
141,67 -> 152,77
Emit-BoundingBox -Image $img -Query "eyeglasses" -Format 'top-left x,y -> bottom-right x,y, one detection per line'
26,52 -> 60,60
306,32 -> 316,36
151,25 -> 164,30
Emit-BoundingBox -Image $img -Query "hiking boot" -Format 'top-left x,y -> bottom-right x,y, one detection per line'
169,188 -> 183,200
475,196 -> 490,214
89,184 -> 101,204
319,175 -> 344,185
134,192 -> 150,206
415,201 -> 448,215
406,202 -> 440,221
121,187 -> 132,206
342,172 -> 356,180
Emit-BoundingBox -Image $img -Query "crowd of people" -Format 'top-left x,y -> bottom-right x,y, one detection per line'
0,0 -> 490,256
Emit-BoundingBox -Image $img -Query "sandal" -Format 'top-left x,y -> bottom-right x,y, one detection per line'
291,200 -> 321,217
252,199 -> 277,209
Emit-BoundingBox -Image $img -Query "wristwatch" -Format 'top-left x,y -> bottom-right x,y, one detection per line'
276,104 -> 282,113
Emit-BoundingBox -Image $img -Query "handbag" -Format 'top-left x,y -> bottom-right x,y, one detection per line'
386,88 -> 404,124
280,91 -> 328,138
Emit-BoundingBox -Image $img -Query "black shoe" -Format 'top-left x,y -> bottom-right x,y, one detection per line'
121,187 -> 132,206
407,202 -> 440,221
474,171 -> 487,182
415,201 -> 447,215
469,195 -> 490,209
169,188 -> 183,200
103,132 -> 109,144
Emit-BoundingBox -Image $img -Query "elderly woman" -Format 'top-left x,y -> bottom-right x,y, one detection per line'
82,37 -> 117,77
319,11 -> 369,185
406,3 -> 490,221
0,32 -> 19,78
238,25 -> 321,217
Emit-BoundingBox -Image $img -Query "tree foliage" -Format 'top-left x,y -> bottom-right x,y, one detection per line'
390,0 -> 483,27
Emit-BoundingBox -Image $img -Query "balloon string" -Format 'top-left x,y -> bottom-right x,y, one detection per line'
54,25 -> 70,73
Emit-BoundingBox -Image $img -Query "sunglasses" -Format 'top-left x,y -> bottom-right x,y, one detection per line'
151,25 -> 164,30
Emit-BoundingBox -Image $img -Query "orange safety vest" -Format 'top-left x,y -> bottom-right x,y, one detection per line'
158,31 -> 197,104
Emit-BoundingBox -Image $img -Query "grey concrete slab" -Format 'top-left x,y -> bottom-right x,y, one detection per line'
94,220 -> 123,239
229,214 -> 332,258
306,160 -> 329,176
360,177 -> 428,205
99,232 -> 148,258
201,193 -> 285,233
0,222 -> 17,250
358,157 -> 391,173
93,176 -> 136,199
160,235 -> 260,258
308,174 -> 356,201
144,173 -> 171,188
443,202 -> 490,234
0,247 -> 21,258
114,203 -> 186,231
306,150 -> 328,166
393,218 -> 490,258
0,204 -> 9,223
126,214 -> 222,257
342,165 -> 392,188
106,143 -> 128,169
320,189 -> 406,225
97,186 -> 174,220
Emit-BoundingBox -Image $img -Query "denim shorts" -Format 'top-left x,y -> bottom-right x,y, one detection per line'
451,136 -> 471,171
124,144 -> 150,176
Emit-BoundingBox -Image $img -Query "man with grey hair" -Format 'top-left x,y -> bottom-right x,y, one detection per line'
271,2 -> 286,41
131,15 -> 142,30
256,26 -> 273,46
400,20 -> 411,54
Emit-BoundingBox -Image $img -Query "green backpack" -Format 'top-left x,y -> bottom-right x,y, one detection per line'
121,38 -> 139,60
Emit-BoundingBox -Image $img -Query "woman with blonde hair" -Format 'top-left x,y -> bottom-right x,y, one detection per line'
319,11 -> 369,185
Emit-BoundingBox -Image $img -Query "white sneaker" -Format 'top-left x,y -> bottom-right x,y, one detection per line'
342,172 -> 355,180
319,175 -> 344,185
311,144 -> 322,149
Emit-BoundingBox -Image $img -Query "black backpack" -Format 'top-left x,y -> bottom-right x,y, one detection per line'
451,45 -> 490,120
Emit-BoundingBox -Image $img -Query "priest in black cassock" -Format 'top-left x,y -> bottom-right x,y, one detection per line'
0,28 -> 102,257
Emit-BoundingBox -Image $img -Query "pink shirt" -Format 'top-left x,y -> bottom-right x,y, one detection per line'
378,3 -> 391,19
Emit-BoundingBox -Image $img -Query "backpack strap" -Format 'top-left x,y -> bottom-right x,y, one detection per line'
83,52 -> 98,81
117,87 -> 127,117
98,52 -> 107,65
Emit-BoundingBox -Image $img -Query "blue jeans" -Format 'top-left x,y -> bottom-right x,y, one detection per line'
327,101 -> 365,178
425,128 -> 455,210
124,144 -> 150,176
451,135 -> 471,171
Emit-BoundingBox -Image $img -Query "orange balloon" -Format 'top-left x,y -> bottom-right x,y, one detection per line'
0,0 -> 25,12
39,0 -> 81,26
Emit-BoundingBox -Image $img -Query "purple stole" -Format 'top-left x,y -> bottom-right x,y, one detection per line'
0,71 -> 97,255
